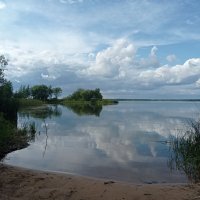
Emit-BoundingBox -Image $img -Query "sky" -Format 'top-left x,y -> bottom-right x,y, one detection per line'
0,0 -> 200,99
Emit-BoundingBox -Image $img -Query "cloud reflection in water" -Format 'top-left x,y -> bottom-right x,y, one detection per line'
5,101 -> 200,183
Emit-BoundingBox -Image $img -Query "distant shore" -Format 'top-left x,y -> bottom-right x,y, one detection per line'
117,98 -> 200,102
0,164 -> 199,200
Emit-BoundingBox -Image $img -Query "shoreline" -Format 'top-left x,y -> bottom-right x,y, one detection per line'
2,163 -> 188,186
1,164 -> 200,200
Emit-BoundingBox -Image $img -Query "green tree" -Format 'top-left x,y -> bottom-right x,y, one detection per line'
93,88 -> 103,100
68,88 -> 103,101
0,55 -> 34,161
14,85 -> 31,99
52,87 -> 62,99
0,55 -> 18,122
31,85 -> 51,101
0,81 -> 13,98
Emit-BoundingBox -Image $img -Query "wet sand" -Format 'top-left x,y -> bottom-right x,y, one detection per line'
0,164 -> 200,200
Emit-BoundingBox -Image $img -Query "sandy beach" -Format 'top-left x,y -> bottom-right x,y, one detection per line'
0,164 -> 200,200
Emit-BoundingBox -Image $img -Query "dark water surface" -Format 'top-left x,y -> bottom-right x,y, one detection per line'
4,101 -> 200,183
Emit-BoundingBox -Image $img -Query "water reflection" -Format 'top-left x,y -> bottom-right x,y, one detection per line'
5,101 -> 200,183
18,106 -> 59,159
41,120 -> 49,158
18,105 -> 62,119
64,103 -> 102,116
169,119 -> 200,183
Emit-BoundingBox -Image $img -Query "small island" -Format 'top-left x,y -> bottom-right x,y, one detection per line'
61,88 -> 118,105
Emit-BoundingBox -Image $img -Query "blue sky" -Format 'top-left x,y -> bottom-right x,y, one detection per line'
0,0 -> 200,98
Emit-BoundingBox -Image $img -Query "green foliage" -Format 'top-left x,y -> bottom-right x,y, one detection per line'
15,84 -> 62,101
68,88 -> 103,101
14,85 -> 31,99
0,81 -> 13,98
101,99 -> 118,105
62,88 -> 118,116
0,114 -> 36,160
0,55 -> 18,122
0,54 -> 37,160
31,85 -> 51,101
18,98 -> 45,107
52,87 -> 62,99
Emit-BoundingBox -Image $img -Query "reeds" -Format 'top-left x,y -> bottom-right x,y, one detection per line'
169,119 -> 200,183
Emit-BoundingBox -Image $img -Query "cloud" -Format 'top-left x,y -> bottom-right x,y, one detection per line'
82,39 -> 137,78
2,34 -> 200,98
196,79 -> 200,87
79,38 -> 200,93
80,41 -> 161,83
0,1 -> 6,9
59,0 -> 83,4
138,46 -> 160,69
0,31 -> 92,79
139,58 -> 200,87
41,73 -> 56,80
166,54 -> 176,62
150,46 -> 158,57
77,109 -> 188,163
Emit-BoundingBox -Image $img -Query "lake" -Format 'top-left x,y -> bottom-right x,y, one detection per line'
4,101 -> 200,183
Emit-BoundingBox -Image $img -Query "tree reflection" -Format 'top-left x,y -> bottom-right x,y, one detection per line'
65,103 -> 102,117
18,105 -> 62,158
42,120 -> 48,158
19,105 -> 62,119
168,119 -> 200,183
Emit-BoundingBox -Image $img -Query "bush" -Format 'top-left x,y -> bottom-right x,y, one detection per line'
68,88 -> 103,101
0,114 -> 36,160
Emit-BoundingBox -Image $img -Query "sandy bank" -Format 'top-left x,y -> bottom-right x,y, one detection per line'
0,164 -> 199,200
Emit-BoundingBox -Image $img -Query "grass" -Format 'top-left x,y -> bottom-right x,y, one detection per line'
101,99 -> 118,105
169,119 -> 200,183
0,114 -> 36,160
60,99 -> 118,106
18,98 -> 45,107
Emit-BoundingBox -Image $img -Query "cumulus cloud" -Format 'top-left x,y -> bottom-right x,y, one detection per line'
81,41 -> 192,90
166,54 -> 176,62
138,46 -> 160,69
82,39 -> 137,78
139,58 -> 200,87
85,46 -> 161,90
0,39 -> 89,80
0,1 -> 6,9
2,36 -> 200,98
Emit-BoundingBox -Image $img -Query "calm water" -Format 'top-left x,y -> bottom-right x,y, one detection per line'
4,101 -> 200,183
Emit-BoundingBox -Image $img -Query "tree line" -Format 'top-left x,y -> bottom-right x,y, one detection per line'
15,86 -> 103,102
14,85 -> 62,101
0,55 -> 38,160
